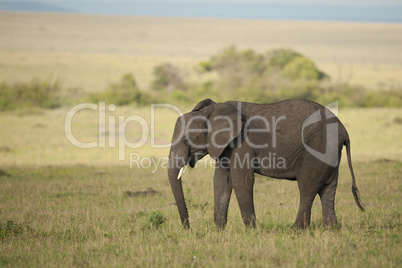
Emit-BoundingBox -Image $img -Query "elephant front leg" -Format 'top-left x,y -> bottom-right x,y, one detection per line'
214,164 -> 232,229
232,170 -> 256,228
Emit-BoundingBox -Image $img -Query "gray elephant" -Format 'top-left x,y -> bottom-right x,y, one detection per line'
168,98 -> 364,229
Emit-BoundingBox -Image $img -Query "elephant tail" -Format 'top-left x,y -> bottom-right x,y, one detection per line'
345,139 -> 365,212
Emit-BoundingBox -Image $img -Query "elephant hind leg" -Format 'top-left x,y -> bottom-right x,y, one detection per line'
318,168 -> 339,227
293,167 -> 329,229
293,190 -> 317,229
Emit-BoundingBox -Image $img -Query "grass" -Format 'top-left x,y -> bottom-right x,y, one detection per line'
1,12 -> 402,91
0,160 -> 400,267
1,11 -> 401,267
0,106 -> 401,166
0,106 -> 401,266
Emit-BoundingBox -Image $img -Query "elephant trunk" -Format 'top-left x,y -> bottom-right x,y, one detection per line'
168,151 -> 190,229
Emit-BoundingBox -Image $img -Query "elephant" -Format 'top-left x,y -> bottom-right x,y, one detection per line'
168,98 -> 364,229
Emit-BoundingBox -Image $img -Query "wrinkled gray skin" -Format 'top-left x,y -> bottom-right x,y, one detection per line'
168,98 -> 364,229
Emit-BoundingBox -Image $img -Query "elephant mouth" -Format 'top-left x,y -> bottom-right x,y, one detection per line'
189,156 -> 196,168
188,152 -> 208,168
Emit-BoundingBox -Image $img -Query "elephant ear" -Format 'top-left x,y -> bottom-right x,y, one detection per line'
192,98 -> 216,112
207,104 -> 243,159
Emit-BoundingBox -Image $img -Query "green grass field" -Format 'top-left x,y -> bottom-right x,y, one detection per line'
0,153 -> 400,267
0,11 -> 401,267
0,106 -> 401,267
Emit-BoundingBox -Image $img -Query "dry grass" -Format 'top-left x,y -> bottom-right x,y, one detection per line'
0,158 -> 400,267
0,106 -> 401,166
1,12 -> 402,91
0,11 -> 401,267
0,99 -> 400,268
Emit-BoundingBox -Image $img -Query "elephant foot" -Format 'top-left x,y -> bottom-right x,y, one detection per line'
243,218 -> 256,228
292,220 -> 310,229
214,217 -> 227,230
322,216 -> 340,229
322,217 -> 337,227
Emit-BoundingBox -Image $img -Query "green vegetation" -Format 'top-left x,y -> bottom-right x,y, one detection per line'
0,79 -> 62,111
3,13 -> 402,89
89,73 -> 153,106
0,160 -> 400,267
1,47 -> 401,111
0,101 -> 400,266
192,47 -> 402,107
151,63 -> 187,93
1,13 -> 401,267
0,220 -> 29,240
143,211 -> 167,230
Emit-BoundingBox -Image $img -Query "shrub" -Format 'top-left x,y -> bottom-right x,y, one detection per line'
148,211 -> 166,227
280,57 -> 324,81
171,90 -> 189,102
362,89 -> 402,107
0,220 -> 26,240
98,73 -> 153,106
196,46 -> 329,101
141,211 -> 166,230
267,49 -> 301,69
151,63 -> 187,93
193,46 -> 401,108
0,79 -> 62,111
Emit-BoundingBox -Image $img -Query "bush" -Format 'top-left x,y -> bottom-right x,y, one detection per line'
196,46 -> 329,101
151,63 -> 187,93
267,49 -> 328,81
171,90 -> 189,102
267,49 -> 301,69
0,220 -> 26,240
2,48 -> 400,110
95,73 -> 153,106
281,57 -> 324,81
362,89 -> 402,107
141,211 -> 166,230
193,46 -> 401,108
0,79 -> 62,111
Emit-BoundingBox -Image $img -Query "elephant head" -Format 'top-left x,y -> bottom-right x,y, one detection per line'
167,99 -> 243,228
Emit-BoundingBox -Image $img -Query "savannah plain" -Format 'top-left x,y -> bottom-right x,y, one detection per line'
0,12 -> 401,267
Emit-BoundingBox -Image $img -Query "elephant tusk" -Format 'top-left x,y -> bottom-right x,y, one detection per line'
177,166 -> 186,180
